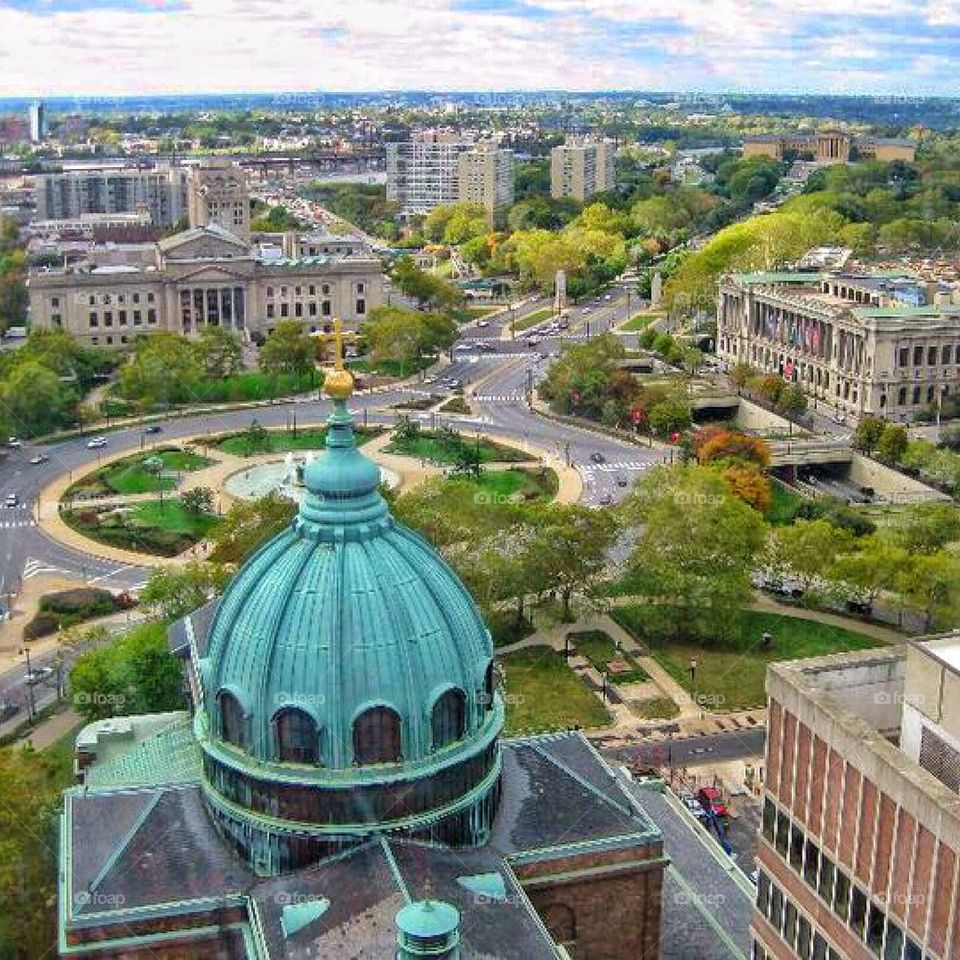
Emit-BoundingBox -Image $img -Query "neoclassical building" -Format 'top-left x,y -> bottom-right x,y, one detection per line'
717,271 -> 960,420
28,224 -> 384,347
742,132 -> 916,164
58,364 -> 670,959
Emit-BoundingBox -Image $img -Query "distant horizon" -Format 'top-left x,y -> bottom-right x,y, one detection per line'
2,0 -> 958,100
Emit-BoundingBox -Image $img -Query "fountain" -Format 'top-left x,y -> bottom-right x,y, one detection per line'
224,451 -> 399,504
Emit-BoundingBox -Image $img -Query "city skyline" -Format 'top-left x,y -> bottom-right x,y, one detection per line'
1,0 -> 959,97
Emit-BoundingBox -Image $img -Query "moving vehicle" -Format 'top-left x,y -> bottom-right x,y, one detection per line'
6,437 -> 21,449
29,454 -> 49,465
4,493 -> 18,508
87,437 -> 108,449
590,452 -> 605,464
25,666 -> 53,686
697,786 -> 729,819
144,424 -> 163,435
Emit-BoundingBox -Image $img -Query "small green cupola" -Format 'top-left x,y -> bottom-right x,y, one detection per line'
396,899 -> 461,959
195,330 -> 503,875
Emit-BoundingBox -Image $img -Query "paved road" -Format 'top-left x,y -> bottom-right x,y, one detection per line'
610,727 -> 767,769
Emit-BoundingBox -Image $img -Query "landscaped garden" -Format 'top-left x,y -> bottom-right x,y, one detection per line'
215,423 -> 380,457
511,307 -> 554,333
23,587 -> 136,641
65,448 -> 214,499
611,606 -> 884,711
63,498 -> 220,557
620,313 -> 657,332
567,630 -> 650,684
466,467 -> 558,503
498,645 -> 612,735
385,422 -> 531,465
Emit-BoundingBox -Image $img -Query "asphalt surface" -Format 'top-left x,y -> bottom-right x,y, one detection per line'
610,727 -> 767,770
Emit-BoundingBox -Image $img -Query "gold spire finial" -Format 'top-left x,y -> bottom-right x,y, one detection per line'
324,317 -> 354,400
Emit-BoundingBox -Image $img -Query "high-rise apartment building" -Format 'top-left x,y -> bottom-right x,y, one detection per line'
457,143 -> 514,226
29,100 -> 45,143
35,166 -> 190,227
550,139 -> 615,201
186,159 -> 251,241
386,133 -> 468,217
755,639 -> 960,960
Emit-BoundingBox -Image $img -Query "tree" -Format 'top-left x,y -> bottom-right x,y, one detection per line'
209,492 -> 297,563
197,326 -> 243,379
118,332 -> 203,407
721,462 -> 772,513
853,415 -> 886,454
647,394 -> 693,437
620,465 -> 767,641
69,622 -> 184,722
361,306 -> 457,374
139,561 -> 231,621
884,502 -> 960,554
259,321 -> 315,378
182,486 -> 215,515
897,550 -> 960,631
530,503 -> 619,620
770,519 -> 854,592
876,424 -> 908,463
0,360 -> 66,437
695,426 -> 771,468
392,256 -> 462,311
831,536 -> 909,607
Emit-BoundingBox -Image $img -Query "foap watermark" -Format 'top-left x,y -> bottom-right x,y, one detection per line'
275,691 -> 326,708
478,690 -> 525,708
676,691 -> 727,710
74,691 -> 126,709
74,891 -> 126,910
472,891 -> 524,906
674,491 -> 725,507
473,491 -> 525,506
274,891 -> 327,906
873,690 -> 926,708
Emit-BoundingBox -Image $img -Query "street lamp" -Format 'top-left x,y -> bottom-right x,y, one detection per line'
689,658 -> 697,701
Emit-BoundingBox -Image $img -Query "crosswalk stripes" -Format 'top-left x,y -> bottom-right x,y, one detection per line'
23,558 -> 61,580
0,519 -> 36,529
474,393 -> 526,404
579,461 -> 652,473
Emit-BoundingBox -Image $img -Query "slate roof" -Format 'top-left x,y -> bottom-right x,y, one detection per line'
62,732 -> 660,958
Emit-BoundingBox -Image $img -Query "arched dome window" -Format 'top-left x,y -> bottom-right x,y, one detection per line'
273,708 -> 319,764
353,706 -> 402,765
219,691 -> 245,748
431,688 -> 466,750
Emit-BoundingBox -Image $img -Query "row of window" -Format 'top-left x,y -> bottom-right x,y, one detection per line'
88,309 -> 157,328
762,797 -> 929,960
218,676 -> 492,767
755,872 -> 842,960
51,292 -> 157,308
266,282 -> 365,298
266,300 -> 366,319
897,344 -> 960,368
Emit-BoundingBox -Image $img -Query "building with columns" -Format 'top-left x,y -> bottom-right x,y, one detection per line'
717,271 -> 960,421
28,224 -> 384,347
754,637 -> 960,960
742,132 -> 916,164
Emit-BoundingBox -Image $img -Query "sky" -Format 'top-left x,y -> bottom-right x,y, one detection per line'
1,0 -> 959,97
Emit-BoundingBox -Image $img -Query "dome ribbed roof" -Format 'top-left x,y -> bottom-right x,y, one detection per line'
200,397 -> 495,770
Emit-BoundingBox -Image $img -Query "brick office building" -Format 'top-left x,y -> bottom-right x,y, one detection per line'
754,640 -> 960,960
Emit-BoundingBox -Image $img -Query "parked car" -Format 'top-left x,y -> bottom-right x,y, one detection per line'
597,493 -> 613,505
87,437 -> 108,449
697,786 -> 729,819
6,437 -> 21,449
679,792 -> 710,821
29,454 -> 49,465
590,452 -> 606,464
25,666 -> 53,686
144,424 -> 163,435
4,493 -> 18,508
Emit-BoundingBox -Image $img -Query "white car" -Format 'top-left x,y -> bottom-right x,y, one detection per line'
4,493 -> 18,508
6,437 -> 21,449
87,437 -> 108,449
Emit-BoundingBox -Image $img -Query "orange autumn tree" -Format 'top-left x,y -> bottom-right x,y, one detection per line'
694,426 -> 772,512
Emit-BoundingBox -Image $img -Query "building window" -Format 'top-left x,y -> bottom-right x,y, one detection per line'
790,823 -> 804,871
834,869 -> 851,922
943,345 -> 952,365
266,303 -> 275,319
898,347 -> 908,367
913,345 -> 923,366
321,301 -> 331,317
928,346 -> 938,365
219,692 -> 245,748
273,708 -> 318,764
783,901 -> 797,949
897,387 -> 907,406
818,853 -> 835,903
51,297 -> 60,308
133,293 -> 140,304
309,285 -> 316,296
133,311 -> 142,325
308,302 -> 317,317
322,284 -> 330,295
775,810 -> 789,857
51,314 -> 62,326
267,286 -> 274,298
104,312 -> 113,327
295,302 -> 303,318
89,312 -> 98,327
118,310 -> 127,326
804,838 -> 820,887
147,309 -> 156,324
357,282 -> 365,294
769,885 -> 783,932
762,797 -> 776,841
849,885 -> 868,939
281,303 -> 289,318
797,916 -> 811,958
431,689 -> 466,750
147,293 -> 155,303
353,706 -> 402,765
356,299 -> 366,315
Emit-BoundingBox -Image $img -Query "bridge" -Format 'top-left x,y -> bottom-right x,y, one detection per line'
769,439 -> 853,468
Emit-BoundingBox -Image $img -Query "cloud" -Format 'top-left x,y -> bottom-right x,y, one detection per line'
0,0 -> 957,95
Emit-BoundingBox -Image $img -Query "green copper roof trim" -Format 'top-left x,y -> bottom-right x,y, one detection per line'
380,836 -> 413,903
507,830 -> 662,867
280,898 -> 330,939
59,921 -> 266,959
455,871 -> 507,901
195,696 -> 504,787
201,747 -> 503,839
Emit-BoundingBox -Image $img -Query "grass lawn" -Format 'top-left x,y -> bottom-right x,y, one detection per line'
612,606 -> 885,712
454,305 -> 498,323
765,480 -> 806,525
499,646 -> 613,736
620,313 -> 657,332
568,630 -> 649,684
469,467 -> 558,503
630,697 -> 680,720
385,430 -> 531,465
64,498 -> 220,557
512,307 -> 554,333
66,448 -> 214,498
217,427 -> 379,457
438,396 -> 471,415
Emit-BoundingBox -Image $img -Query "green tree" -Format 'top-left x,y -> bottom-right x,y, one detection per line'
209,492 -> 297,563
770,518 -> 854,592
876,424 -> 909,463
0,360 -> 65,437
620,465 -> 767,640
118,333 -> 203,407
259,320 -> 315,378
139,561 -> 231,621
181,486 -> 215,515
884,502 -> 960,554
853,416 -> 886,454
197,326 -> 243,379
831,536 -> 909,607
70,622 -> 184,721
897,550 -> 960,631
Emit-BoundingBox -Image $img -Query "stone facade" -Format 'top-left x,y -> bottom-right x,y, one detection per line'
742,133 -> 916,164
187,161 -> 251,241
28,225 -> 384,347
457,145 -> 515,226
717,271 -> 960,421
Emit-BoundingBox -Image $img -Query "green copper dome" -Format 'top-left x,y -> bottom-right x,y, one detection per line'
195,391 -> 502,875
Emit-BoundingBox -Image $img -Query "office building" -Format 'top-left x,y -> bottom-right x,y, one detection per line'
457,143 -> 514,226
743,132 -> 916,164
56,369 -> 668,958
755,637 -> 960,960
29,100 -> 45,143
35,166 -> 190,227
29,224 -> 383,347
386,132 -> 468,217
717,270 -> 960,421
187,159 -> 251,241
550,139 -> 615,201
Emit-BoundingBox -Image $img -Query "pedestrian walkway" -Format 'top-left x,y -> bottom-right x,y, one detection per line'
580,461 -> 652,473
15,707 -> 81,751
473,393 -> 525,404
